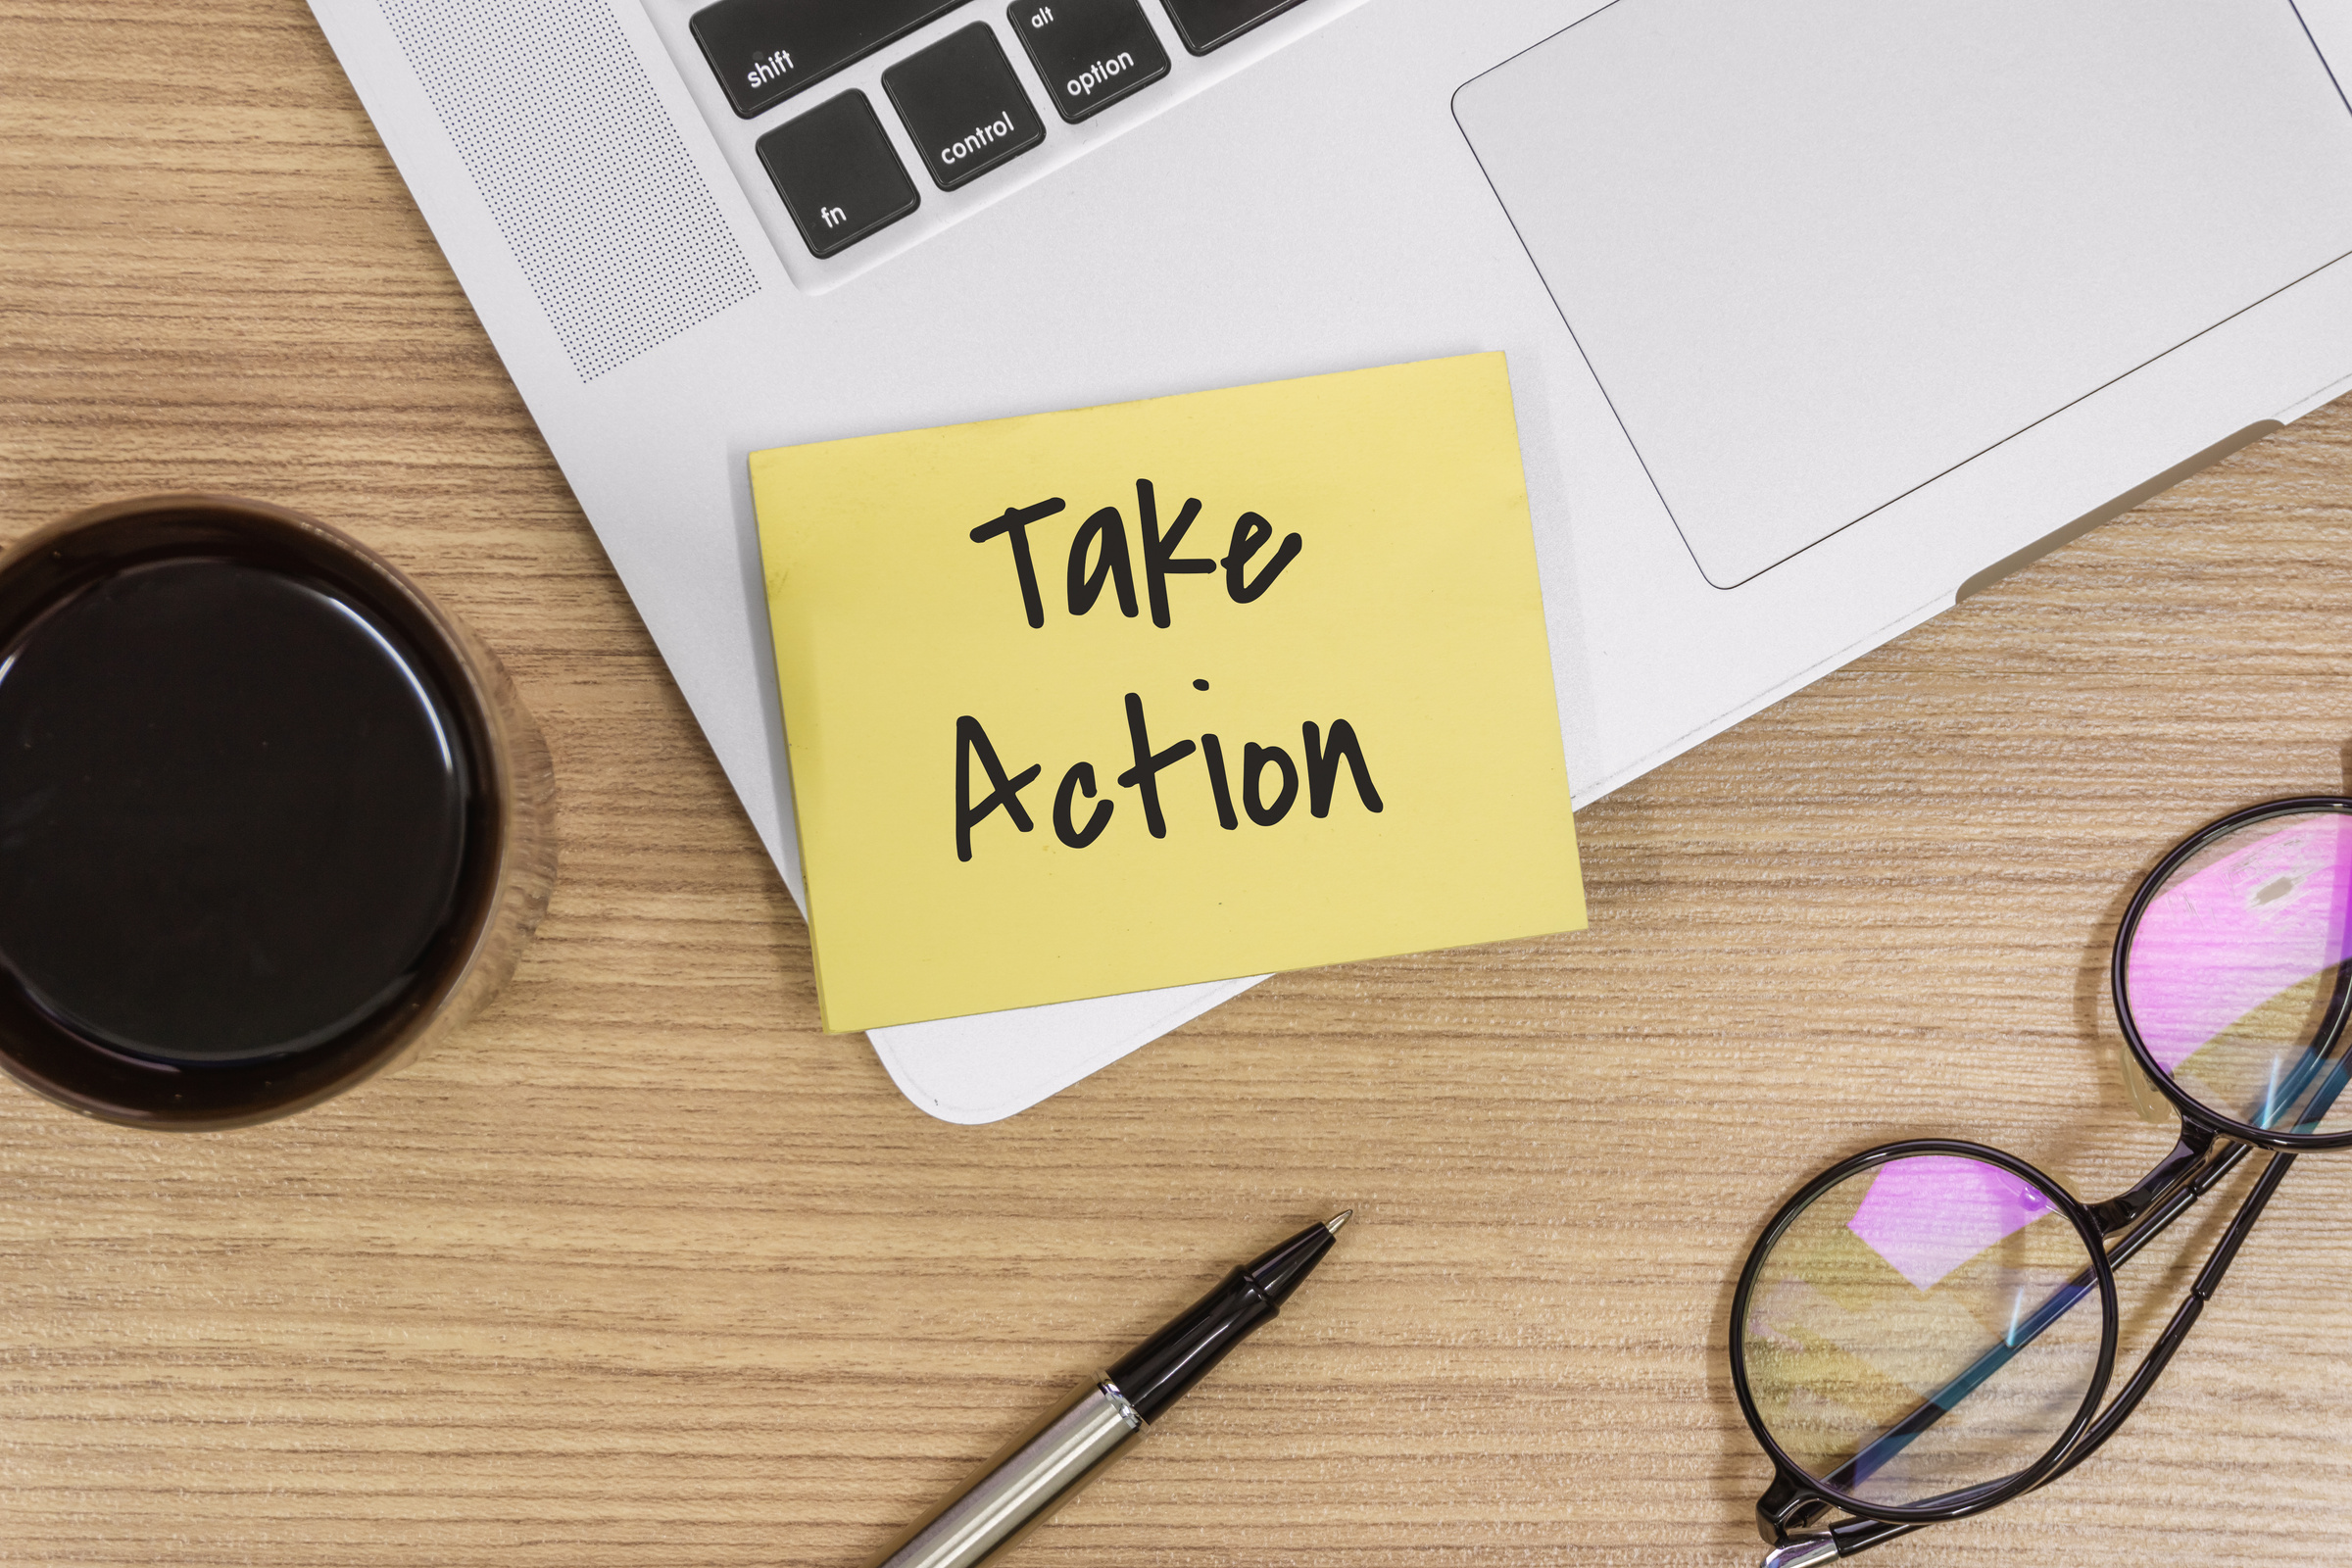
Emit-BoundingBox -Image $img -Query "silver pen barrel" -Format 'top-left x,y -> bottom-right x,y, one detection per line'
865,1377 -> 1149,1568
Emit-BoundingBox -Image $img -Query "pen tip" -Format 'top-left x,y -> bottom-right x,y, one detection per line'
1325,1208 -> 1353,1236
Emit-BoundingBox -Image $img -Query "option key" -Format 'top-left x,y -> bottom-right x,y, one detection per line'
1008,0 -> 1172,122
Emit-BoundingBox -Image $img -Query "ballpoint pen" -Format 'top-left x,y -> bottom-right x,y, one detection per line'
864,1209 -> 1353,1568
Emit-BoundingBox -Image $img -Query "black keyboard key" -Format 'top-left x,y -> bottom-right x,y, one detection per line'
1008,0 -> 1171,122
692,0 -> 971,119
1159,0 -> 1303,55
757,92 -> 920,257
882,24 -> 1048,191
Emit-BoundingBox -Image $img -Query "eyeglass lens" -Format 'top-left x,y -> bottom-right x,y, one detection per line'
1741,1152 -> 2102,1510
2123,808 -> 2352,1138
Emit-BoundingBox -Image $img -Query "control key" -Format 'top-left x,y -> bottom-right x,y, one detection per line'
884,24 -> 1048,189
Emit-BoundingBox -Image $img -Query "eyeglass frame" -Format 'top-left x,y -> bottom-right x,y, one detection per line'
1727,796 -> 2352,1566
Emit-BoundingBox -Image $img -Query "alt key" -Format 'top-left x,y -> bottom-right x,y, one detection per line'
1009,0 -> 1173,122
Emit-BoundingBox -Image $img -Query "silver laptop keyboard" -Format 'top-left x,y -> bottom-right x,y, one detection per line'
684,0 -> 1307,260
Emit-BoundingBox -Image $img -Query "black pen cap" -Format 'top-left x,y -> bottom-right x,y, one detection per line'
1106,1212 -> 1348,1425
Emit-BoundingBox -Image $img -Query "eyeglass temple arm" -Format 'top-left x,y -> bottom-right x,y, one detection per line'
1778,1147 -> 2294,1566
2011,980 -> 2351,1504
2030,967 -> 2352,1494
2037,1146 -> 2294,1489
2041,981 -> 2351,1483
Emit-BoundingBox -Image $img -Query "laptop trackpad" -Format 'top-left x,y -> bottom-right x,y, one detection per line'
1454,0 -> 2352,586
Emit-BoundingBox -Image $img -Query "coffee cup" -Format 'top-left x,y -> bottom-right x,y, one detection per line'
0,494 -> 557,1128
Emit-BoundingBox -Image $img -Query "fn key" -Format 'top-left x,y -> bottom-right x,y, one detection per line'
759,91 -> 919,259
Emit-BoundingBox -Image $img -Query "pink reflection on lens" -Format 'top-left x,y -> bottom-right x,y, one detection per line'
2128,814 -> 2352,1074
1847,1156 -> 2053,1292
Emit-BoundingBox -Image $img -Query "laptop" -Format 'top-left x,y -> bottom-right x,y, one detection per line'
308,0 -> 2352,1121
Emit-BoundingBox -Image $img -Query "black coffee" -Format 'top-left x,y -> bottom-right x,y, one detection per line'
0,557 -> 469,1063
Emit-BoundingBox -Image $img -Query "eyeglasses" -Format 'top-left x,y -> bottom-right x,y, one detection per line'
1731,796 -> 2352,1567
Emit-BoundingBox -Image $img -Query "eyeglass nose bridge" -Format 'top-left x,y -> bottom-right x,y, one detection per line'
2085,1122 -> 2214,1233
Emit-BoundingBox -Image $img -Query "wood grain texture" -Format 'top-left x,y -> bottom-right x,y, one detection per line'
5,4 -> 2352,1564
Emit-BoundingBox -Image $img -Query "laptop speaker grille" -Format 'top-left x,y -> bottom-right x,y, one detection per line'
376,0 -> 761,381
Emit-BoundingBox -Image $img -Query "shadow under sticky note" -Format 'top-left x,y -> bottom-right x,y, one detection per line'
750,352 -> 1586,1031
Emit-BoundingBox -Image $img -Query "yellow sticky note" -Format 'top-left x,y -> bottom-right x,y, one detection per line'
752,352 -> 1585,1031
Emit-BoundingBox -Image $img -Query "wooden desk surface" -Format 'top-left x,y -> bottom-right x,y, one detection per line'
8,7 -> 2352,1565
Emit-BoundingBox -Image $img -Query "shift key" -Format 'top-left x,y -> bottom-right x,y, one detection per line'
692,0 -> 971,119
